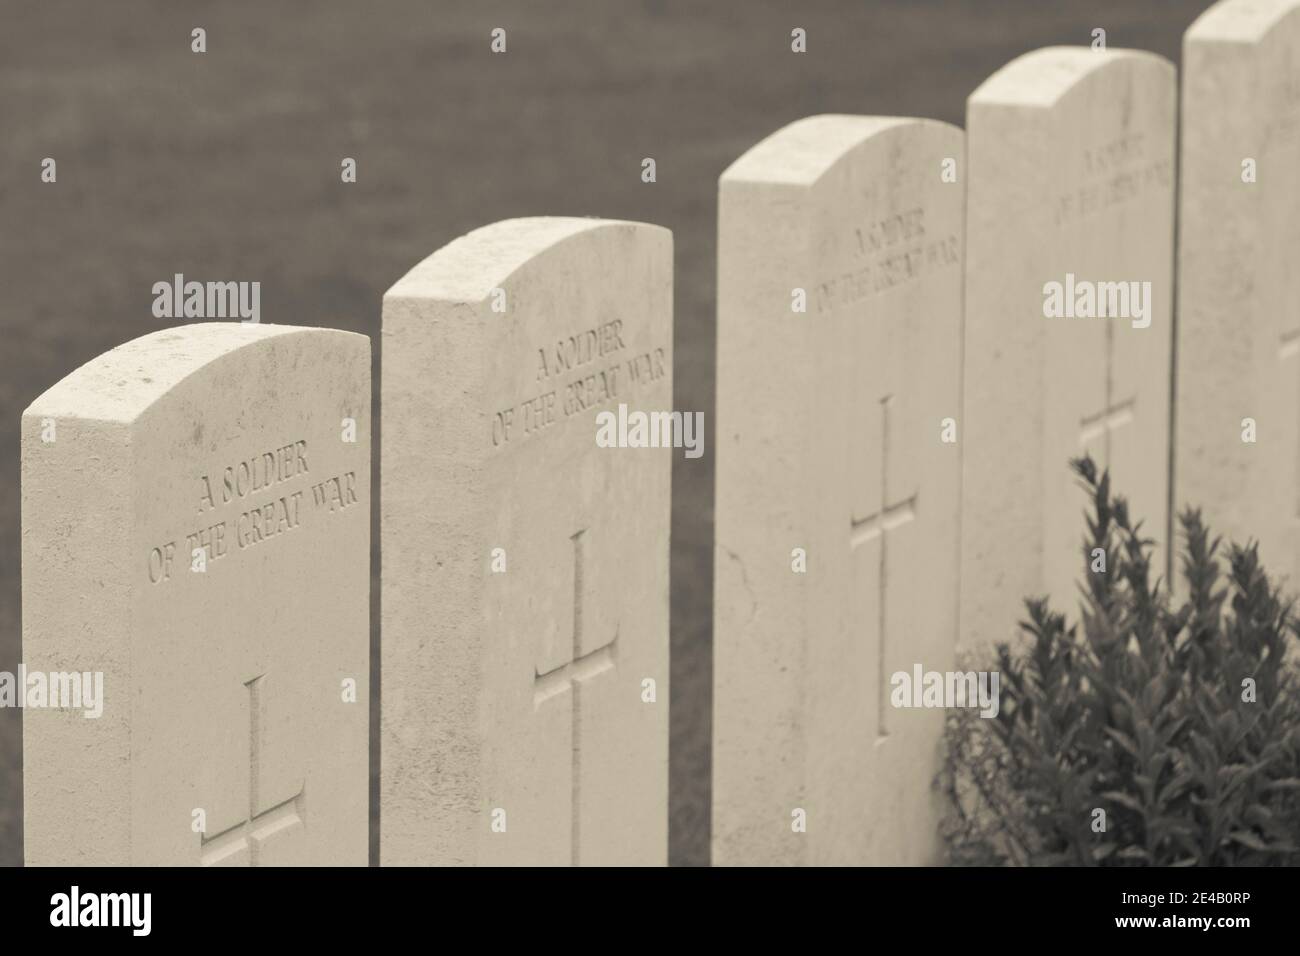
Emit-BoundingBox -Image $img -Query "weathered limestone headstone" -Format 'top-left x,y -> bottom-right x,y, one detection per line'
961,48 -> 1175,648
713,116 -> 964,865
22,323 -> 370,865
1177,0 -> 1300,589
381,217 -> 671,865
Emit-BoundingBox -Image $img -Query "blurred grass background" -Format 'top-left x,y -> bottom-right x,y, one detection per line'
0,0 -> 1209,866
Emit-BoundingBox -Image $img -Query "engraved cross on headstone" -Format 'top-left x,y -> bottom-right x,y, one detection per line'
199,675 -> 304,866
850,396 -> 916,740
1079,324 -> 1135,463
1079,398 -> 1135,457
533,528 -> 616,865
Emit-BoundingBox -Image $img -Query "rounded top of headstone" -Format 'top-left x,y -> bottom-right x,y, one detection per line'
23,323 -> 366,424
970,46 -> 1174,109
1187,0 -> 1300,44
720,114 -> 958,187
383,217 -> 671,305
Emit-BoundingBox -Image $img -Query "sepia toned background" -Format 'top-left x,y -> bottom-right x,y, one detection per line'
0,0 -> 1212,866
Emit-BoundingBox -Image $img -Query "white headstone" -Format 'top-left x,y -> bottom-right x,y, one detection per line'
22,323 -> 370,865
713,115 -> 964,865
1177,0 -> 1300,586
961,48 -> 1176,647
380,217 -> 672,865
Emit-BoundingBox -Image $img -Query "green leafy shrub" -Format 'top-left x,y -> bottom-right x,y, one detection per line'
941,456 -> 1300,865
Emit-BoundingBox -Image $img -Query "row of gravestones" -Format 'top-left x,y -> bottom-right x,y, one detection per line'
20,0 -> 1300,865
